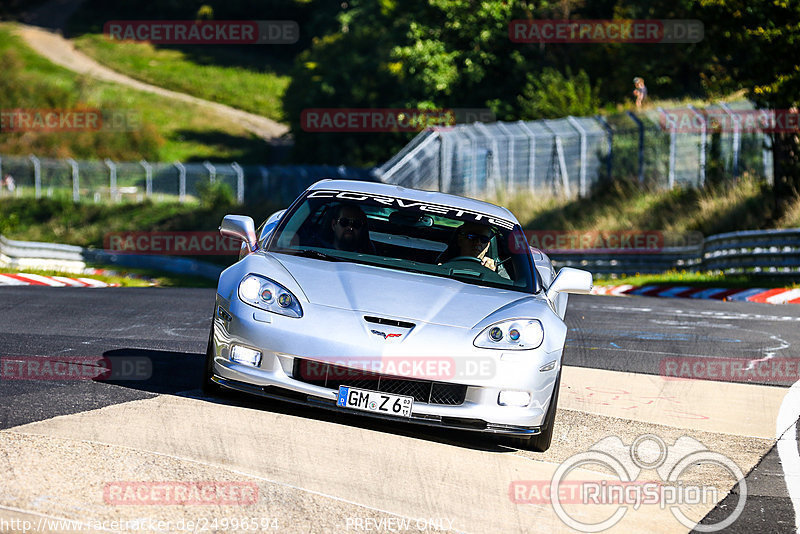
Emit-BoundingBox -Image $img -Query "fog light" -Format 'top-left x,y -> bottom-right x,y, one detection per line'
498,390 -> 531,407
230,345 -> 262,367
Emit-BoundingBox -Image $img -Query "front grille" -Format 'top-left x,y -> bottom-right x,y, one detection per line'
292,358 -> 467,406
363,316 -> 416,329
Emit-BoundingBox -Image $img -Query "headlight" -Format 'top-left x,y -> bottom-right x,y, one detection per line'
238,274 -> 303,318
474,319 -> 544,350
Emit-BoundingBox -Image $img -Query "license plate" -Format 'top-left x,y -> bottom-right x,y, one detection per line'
336,386 -> 414,417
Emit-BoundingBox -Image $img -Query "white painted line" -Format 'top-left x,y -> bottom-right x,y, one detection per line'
0,274 -> 29,286
777,378 -> 800,531
50,276 -> 90,287
14,273 -> 66,287
76,277 -> 108,287
767,288 -> 800,305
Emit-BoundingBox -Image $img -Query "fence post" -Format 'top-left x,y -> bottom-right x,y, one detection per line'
29,155 -> 41,199
625,111 -> 645,186
231,162 -> 244,204
174,161 -> 186,202
595,115 -> 613,182
720,103 -> 740,179
567,116 -> 588,196
104,158 -> 118,202
203,160 -> 216,183
658,107 -> 677,189
517,121 -> 537,191
496,122 -> 515,190
140,160 -> 153,197
66,158 -> 79,202
688,105 -> 707,187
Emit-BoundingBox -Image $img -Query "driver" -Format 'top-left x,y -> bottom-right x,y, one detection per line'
437,222 -> 498,271
455,223 -> 497,270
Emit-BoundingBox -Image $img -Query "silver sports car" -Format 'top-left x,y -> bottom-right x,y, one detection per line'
203,180 -> 592,451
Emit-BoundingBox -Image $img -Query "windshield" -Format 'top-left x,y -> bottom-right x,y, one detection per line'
266,189 -> 539,294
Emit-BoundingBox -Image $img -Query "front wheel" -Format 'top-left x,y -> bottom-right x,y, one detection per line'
505,372 -> 561,452
202,324 -> 222,396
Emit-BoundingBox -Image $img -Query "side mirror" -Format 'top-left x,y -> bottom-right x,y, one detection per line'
546,267 -> 593,300
220,215 -> 257,252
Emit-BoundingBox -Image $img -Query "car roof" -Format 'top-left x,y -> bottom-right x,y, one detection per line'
307,179 -> 519,223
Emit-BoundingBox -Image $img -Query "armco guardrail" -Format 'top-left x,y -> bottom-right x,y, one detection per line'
548,228 -> 800,276
0,235 -> 224,279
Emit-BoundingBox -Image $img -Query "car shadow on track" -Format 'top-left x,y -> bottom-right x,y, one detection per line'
99,347 -> 515,453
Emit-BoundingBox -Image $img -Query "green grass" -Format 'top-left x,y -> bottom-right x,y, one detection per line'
0,194 -> 281,250
0,23 -> 272,162
72,33 -> 290,122
491,174 -> 800,236
594,270 -> 800,289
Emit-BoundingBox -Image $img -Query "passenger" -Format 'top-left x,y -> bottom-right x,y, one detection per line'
438,222 -> 499,271
330,203 -> 374,253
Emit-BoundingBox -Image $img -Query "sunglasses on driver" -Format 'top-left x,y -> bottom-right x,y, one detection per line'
336,217 -> 365,229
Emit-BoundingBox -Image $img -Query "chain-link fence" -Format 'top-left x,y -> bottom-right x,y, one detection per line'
0,155 -> 374,205
375,102 -> 774,197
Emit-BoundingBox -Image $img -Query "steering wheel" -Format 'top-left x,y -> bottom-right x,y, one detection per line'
445,255 -> 483,264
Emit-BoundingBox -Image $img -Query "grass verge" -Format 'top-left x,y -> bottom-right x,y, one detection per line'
594,270 -> 800,290
0,23 -> 271,162
72,33 -> 290,122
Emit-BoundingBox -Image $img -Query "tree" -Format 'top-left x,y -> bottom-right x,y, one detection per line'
697,0 -> 800,216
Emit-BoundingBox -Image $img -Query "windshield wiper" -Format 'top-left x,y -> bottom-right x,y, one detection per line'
291,249 -> 344,262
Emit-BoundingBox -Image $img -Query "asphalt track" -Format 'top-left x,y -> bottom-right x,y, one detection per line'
0,287 -> 798,533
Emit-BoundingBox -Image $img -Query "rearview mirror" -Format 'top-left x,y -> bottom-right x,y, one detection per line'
220,215 -> 257,252
546,267 -> 593,300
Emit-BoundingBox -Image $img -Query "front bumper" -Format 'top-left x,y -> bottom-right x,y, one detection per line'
210,294 -> 562,435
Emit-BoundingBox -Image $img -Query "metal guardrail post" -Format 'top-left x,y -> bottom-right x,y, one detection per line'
66,158 -> 79,202
688,105 -> 707,187
203,160 -> 216,183
625,111 -> 645,186
540,121 -> 570,197
657,107 -> 677,189
567,116 -> 588,196
140,160 -> 153,198
104,158 -> 118,202
231,162 -> 244,204
29,155 -> 41,199
720,103 -> 740,178
595,115 -> 613,182
174,161 -> 186,202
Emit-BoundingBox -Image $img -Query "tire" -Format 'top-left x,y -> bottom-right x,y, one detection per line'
202,324 -> 222,396
505,371 -> 561,452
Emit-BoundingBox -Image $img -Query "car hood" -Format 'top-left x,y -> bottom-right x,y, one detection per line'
269,252 -> 543,328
